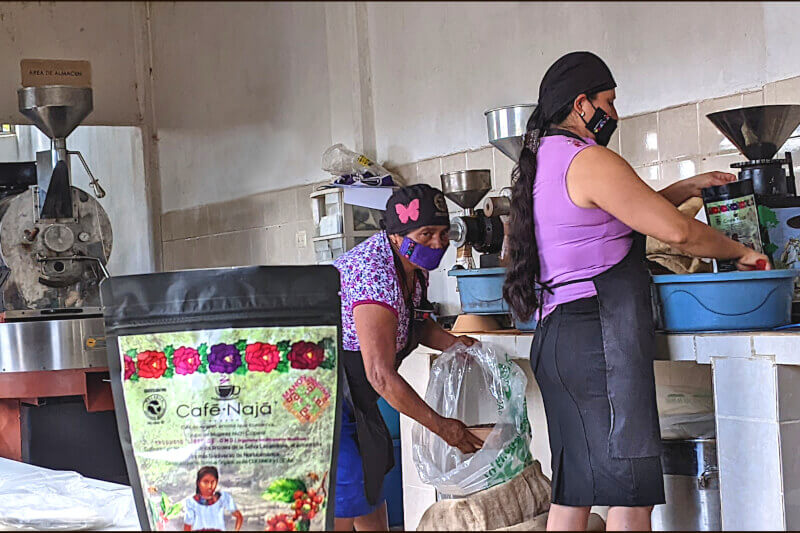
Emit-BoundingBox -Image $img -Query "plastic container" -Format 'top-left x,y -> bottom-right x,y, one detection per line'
448,267 -> 539,330
448,267 -> 507,314
652,270 -> 799,332
701,179 -> 763,272
514,314 -> 538,332
378,397 -> 400,439
384,438 -> 404,527
378,401 -> 402,526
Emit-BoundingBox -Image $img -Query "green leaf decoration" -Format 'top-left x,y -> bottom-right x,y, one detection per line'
196,364 -> 207,374
296,518 -> 311,532
235,339 -> 248,353
261,478 -> 307,503
277,340 -> 290,355
319,358 -> 335,370
320,337 -> 335,353
758,205 -> 779,229
234,364 -> 247,375
166,502 -> 183,519
130,374 -> 139,382
125,349 -> 138,358
160,492 -> 170,513
164,345 -> 175,358
163,367 -> 174,378
276,360 -> 289,373
198,343 -> 209,357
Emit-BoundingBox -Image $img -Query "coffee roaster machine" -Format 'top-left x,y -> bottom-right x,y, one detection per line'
0,86 -> 125,482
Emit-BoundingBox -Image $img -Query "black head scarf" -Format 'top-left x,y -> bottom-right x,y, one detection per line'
382,184 -> 450,235
538,51 -> 616,121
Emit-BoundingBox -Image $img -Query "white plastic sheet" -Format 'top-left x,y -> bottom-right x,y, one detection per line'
412,342 -> 533,497
0,458 -> 139,531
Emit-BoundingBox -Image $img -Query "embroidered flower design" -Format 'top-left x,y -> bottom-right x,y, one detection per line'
208,343 -> 242,374
245,342 -> 281,373
137,351 -> 167,379
123,355 -> 136,380
288,341 -> 325,370
173,346 -> 201,375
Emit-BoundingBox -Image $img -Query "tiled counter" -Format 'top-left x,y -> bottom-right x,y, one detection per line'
398,331 -> 800,531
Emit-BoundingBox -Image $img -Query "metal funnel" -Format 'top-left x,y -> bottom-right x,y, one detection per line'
706,104 -> 800,160
441,170 -> 491,210
485,104 -> 536,162
18,86 -> 93,140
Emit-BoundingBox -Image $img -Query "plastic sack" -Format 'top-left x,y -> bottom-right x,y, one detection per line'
657,385 -> 715,439
412,342 -> 533,497
321,143 -> 391,179
0,459 -> 138,530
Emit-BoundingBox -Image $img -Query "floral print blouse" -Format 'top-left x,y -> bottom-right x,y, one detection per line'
333,231 -> 424,352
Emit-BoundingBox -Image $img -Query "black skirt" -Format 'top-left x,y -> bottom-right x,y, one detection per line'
531,296 -> 666,507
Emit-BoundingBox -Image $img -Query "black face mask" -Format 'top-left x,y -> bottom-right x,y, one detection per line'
582,102 -> 617,147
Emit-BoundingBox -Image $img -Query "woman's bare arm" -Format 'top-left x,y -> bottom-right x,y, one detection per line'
566,146 -> 767,268
353,304 -> 482,453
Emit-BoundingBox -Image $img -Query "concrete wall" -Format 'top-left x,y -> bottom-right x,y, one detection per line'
149,1 -> 334,213
0,2 -> 143,126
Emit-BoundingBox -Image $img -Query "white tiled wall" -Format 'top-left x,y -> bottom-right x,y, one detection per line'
161,182 -> 326,270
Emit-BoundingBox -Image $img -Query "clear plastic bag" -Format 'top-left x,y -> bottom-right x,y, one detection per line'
0,459 -> 138,530
412,342 -> 533,497
321,144 -> 390,178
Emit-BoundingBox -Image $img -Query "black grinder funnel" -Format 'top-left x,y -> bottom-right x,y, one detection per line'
706,105 -> 800,196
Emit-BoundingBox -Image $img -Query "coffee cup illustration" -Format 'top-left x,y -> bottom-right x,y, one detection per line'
215,384 -> 240,400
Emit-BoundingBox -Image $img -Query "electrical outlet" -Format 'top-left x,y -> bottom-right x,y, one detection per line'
296,230 -> 307,248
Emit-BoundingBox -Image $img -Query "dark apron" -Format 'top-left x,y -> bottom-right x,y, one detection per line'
340,269 -> 431,504
540,129 -> 662,458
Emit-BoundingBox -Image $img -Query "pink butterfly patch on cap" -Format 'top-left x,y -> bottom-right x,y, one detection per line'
395,198 -> 419,224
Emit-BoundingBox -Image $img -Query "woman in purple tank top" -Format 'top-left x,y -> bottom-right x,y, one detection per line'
503,52 -> 769,531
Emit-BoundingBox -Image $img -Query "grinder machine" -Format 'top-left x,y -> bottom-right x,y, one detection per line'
441,105 -> 537,330
704,104 -> 800,270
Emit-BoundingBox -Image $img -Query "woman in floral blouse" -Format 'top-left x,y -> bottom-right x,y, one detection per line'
332,184 -> 483,530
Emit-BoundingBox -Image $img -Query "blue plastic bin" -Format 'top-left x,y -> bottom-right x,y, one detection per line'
384,438 -> 404,527
514,314 -> 538,331
448,267 -> 538,329
377,397 -> 400,439
652,270 -> 799,332
448,267 -> 508,314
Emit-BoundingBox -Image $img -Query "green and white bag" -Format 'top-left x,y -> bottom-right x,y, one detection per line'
412,342 -> 533,497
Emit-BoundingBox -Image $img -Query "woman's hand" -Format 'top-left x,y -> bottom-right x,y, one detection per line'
736,248 -> 772,271
685,171 -> 737,197
450,335 -> 479,348
436,417 -> 484,454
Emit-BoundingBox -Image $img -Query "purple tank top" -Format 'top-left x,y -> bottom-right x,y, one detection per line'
533,134 -> 633,317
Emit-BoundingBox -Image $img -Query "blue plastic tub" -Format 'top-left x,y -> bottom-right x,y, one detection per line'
652,270 -> 799,332
448,267 -> 508,314
448,267 -> 538,329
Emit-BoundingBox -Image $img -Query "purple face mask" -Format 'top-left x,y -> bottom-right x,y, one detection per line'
398,236 -> 447,271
